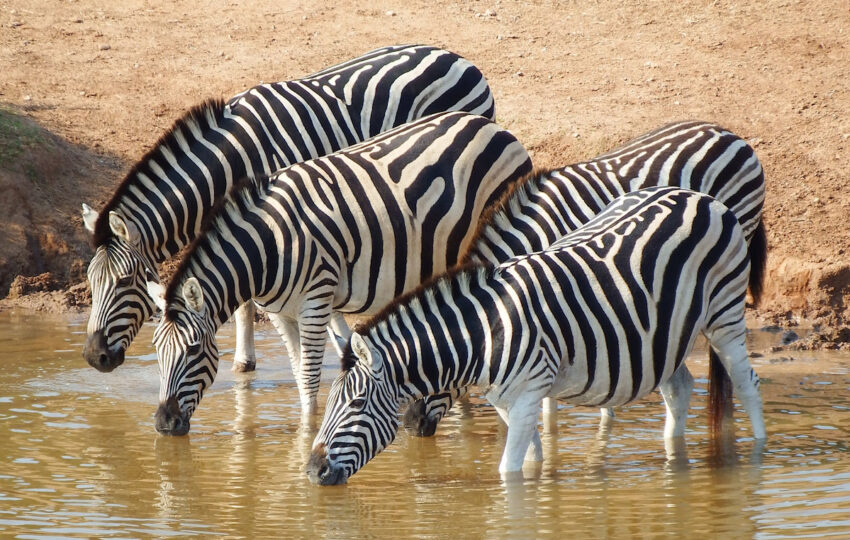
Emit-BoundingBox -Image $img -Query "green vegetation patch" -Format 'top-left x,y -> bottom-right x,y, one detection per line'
0,108 -> 45,168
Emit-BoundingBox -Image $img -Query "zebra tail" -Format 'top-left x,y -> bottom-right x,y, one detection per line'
747,221 -> 768,307
708,348 -> 734,438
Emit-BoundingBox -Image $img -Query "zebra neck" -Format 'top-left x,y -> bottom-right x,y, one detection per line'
183,218 -> 277,329
367,270 -> 494,401
466,172 -> 570,264
116,118 -> 251,263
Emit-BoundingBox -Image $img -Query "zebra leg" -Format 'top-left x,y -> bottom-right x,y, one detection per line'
326,312 -> 351,357
599,407 -> 615,429
232,302 -> 257,372
295,302 -> 334,416
709,338 -> 766,440
659,363 -> 695,439
495,398 -> 543,473
542,397 -> 558,434
267,312 -> 302,378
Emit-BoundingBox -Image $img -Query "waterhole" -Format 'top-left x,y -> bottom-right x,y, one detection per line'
0,311 -> 848,537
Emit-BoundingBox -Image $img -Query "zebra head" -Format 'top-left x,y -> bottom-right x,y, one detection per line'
148,277 -> 219,436
82,204 -> 158,372
307,333 -> 399,485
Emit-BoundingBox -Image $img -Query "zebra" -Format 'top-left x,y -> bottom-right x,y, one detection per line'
307,186 -> 766,484
143,111 -> 532,435
80,44 -> 497,376
402,120 -> 767,437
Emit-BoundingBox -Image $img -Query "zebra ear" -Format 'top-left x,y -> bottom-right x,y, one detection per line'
108,211 -> 140,245
351,332 -> 382,374
182,277 -> 205,314
81,203 -> 98,234
146,281 -> 167,313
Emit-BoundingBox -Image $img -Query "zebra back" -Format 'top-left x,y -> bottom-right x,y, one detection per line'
463,121 -> 764,267
93,45 -> 495,260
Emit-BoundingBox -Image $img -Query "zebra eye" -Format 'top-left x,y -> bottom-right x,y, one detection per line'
349,398 -> 367,410
185,343 -> 202,357
116,275 -> 134,287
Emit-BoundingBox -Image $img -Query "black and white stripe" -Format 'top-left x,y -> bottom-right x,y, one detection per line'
307,187 -> 766,484
146,111 -> 532,434
405,120 -> 767,435
81,44 -> 496,374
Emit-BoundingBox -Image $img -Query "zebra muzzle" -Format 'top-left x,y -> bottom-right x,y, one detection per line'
83,330 -> 125,372
155,396 -> 190,436
305,445 -> 347,485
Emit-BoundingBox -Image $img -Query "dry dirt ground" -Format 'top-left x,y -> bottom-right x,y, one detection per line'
1,0 -> 848,349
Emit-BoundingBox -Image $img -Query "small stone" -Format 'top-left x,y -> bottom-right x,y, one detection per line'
71,18 -> 83,23
23,95 -> 32,101
385,10 -> 396,16
99,44 -> 111,51
515,70 -> 523,77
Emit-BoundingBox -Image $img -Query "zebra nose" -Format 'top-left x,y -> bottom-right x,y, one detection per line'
83,330 -> 125,372
155,396 -> 190,436
306,447 -> 347,485
402,399 -> 439,437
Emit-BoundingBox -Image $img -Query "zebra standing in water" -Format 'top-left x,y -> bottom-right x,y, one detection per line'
307,187 -> 766,484
403,120 -> 767,436
144,111 -> 532,435
80,44 -> 496,376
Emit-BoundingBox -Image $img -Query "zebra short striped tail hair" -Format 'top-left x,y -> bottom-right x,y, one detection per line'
308,187 -> 766,484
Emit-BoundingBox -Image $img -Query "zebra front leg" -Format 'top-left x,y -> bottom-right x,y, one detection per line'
710,338 -> 766,440
495,398 -> 544,474
295,302 -> 334,417
232,301 -> 257,372
659,363 -> 695,439
327,312 -> 351,357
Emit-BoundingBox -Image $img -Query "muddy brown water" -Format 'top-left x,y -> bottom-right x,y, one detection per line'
0,311 -> 848,537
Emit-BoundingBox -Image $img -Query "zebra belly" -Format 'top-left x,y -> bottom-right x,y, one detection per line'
545,344 -> 689,408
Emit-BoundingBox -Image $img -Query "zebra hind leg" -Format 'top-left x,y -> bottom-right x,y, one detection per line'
232,302 -> 257,372
658,363 -> 695,439
495,398 -> 544,474
709,337 -> 766,440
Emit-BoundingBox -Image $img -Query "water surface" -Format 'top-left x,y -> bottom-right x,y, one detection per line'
0,311 -> 848,538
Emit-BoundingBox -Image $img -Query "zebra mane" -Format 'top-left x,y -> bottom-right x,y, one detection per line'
162,173 -> 271,318
458,166 -> 554,264
91,97 -> 228,248
340,260 -> 493,372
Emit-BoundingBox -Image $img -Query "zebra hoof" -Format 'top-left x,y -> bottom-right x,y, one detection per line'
402,400 -> 439,437
232,358 -> 257,373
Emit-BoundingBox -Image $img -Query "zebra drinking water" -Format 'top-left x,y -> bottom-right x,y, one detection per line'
144,111 -> 532,434
307,186 -> 766,484
403,120 -> 767,437
80,44 -> 496,375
